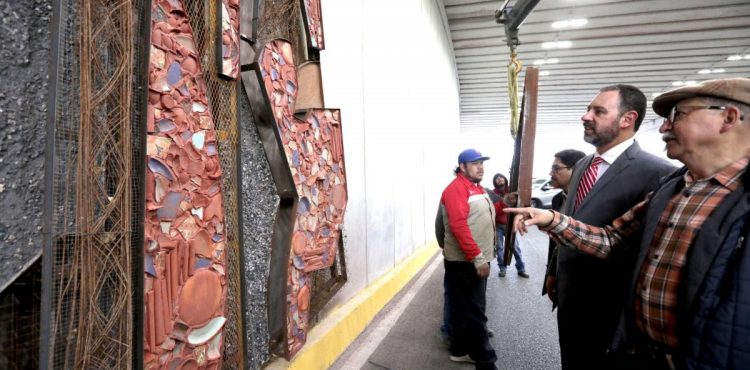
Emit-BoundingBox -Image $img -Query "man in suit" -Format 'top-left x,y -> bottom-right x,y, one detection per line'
551,85 -> 675,369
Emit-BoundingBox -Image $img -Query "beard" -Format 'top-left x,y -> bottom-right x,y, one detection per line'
583,119 -> 619,148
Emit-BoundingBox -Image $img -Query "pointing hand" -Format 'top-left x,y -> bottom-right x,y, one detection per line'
503,207 -> 555,234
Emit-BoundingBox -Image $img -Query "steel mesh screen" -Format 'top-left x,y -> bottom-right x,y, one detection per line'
42,0 -> 148,368
184,0 -> 245,367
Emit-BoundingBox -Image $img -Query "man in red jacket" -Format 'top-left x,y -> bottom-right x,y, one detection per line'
438,148 -> 498,370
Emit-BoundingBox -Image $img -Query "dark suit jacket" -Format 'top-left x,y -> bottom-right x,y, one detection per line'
553,141 -> 674,362
542,191 -> 565,302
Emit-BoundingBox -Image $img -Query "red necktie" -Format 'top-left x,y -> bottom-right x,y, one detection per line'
575,156 -> 604,209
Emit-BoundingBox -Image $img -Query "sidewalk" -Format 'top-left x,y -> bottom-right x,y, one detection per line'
331,228 -> 561,370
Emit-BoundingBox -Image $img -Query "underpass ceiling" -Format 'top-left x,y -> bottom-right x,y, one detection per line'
443,0 -> 750,130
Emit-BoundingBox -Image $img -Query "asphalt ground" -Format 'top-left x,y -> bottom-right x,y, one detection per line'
331,227 -> 562,370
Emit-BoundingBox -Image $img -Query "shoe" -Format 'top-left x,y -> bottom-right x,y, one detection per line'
487,328 -> 495,338
517,271 -> 530,278
449,354 -> 475,364
498,270 -> 506,277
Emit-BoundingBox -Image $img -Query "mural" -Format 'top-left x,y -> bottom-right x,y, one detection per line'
218,0 -> 240,79
144,0 -> 228,368
249,38 -> 347,359
37,0 -> 345,367
301,0 -> 325,50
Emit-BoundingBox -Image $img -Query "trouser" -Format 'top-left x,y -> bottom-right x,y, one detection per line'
441,271 -> 453,339
444,260 -> 497,370
496,228 -> 525,272
557,307 -> 613,370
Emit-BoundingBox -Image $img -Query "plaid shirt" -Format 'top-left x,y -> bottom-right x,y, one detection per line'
545,156 -> 749,350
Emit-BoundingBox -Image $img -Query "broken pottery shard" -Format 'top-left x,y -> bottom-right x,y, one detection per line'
190,230 -> 213,258
177,269 -> 222,327
206,333 -> 223,361
187,316 -> 226,345
158,119 -> 177,133
145,254 -> 157,277
191,130 -> 205,150
167,61 -> 182,86
148,157 -> 175,180
298,285 -> 310,311
157,192 -> 183,219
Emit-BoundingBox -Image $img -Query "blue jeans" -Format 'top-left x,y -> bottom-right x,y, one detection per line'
496,228 -> 525,273
441,271 -> 453,340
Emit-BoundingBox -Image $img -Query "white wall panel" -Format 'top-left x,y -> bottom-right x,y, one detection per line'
320,0 -> 460,310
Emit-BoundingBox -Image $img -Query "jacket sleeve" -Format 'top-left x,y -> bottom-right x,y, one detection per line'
435,205 -> 445,248
442,184 -> 482,262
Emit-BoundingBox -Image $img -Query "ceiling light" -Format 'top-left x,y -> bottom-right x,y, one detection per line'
542,41 -> 572,49
569,18 -> 588,27
551,18 -> 588,29
533,58 -> 559,65
684,81 -> 697,86
727,55 -> 742,61
539,71 -> 550,76
652,93 -> 661,98
698,69 -> 711,74
712,68 -> 725,73
745,55 -> 750,59
672,81 -> 684,86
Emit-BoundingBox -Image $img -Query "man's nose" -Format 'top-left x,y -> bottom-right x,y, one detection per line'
658,119 -> 671,133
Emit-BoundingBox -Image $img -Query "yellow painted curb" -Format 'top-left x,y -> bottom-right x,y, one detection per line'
265,242 -> 440,370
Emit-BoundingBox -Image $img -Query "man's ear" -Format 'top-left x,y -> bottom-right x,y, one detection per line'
720,106 -> 743,133
619,111 -> 637,129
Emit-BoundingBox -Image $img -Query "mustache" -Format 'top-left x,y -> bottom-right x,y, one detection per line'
583,121 -> 594,129
662,132 -> 677,141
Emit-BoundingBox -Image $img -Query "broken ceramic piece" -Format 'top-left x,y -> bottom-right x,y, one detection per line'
177,269 -> 222,327
187,316 -> 226,345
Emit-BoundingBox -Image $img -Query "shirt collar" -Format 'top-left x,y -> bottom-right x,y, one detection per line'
684,155 -> 749,191
457,173 -> 482,188
597,137 -> 635,164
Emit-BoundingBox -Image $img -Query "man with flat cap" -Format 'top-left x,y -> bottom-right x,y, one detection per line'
507,77 -> 750,369
439,148 -> 497,370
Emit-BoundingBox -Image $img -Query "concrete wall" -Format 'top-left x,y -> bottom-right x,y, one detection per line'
319,0 -> 462,309
0,0 -> 51,293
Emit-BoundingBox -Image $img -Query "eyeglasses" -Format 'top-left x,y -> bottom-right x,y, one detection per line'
666,105 -> 726,124
551,165 -> 570,172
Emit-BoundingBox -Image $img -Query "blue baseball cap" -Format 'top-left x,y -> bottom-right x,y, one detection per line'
458,148 -> 490,164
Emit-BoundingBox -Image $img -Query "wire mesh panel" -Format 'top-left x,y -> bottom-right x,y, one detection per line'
182,1 -> 245,368
41,0 -> 148,368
